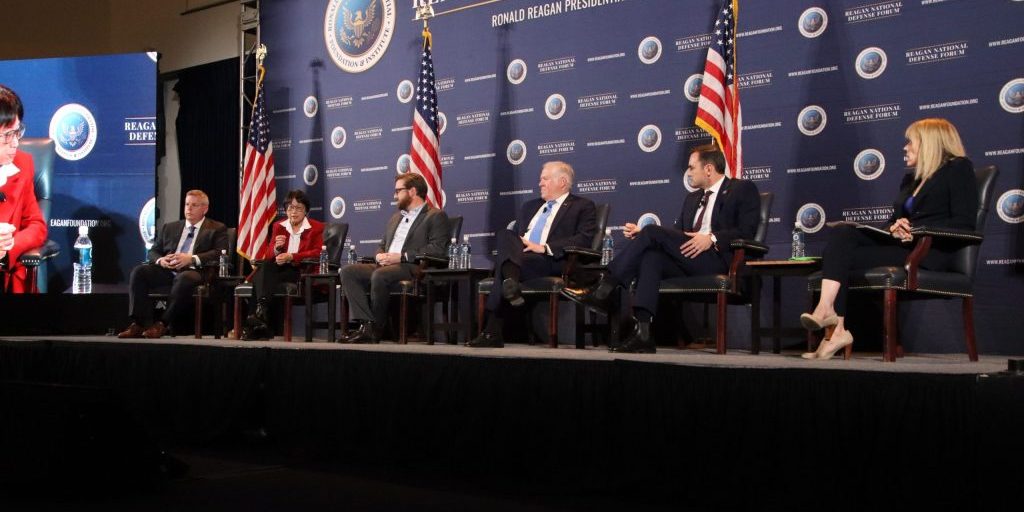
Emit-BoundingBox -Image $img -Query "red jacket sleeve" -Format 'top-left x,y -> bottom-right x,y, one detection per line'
291,219 -> 324,264
7,151 -> 47,263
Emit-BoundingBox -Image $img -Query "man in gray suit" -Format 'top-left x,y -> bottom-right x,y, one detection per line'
340,173 -> 450,343
118,190 -> 229,338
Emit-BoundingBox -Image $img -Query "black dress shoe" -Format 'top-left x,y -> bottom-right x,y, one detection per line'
609,319 -> 655,353
466,331 -> 504,348
501,278 -> 525,307
345,322 -> 381,344
561,274 -> 618,313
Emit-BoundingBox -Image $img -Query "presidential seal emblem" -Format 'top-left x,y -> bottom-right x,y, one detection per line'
684,74 -> 703,103
506,59 -> 527,85
854,149 -> 885,181
637,124 -> 662,153
437,111 -> 447,135
395,154 -> 412,175
855,47 -> 887,80
999,78 -> 1024,114
324,0 -> 396,73
797,203 -> 827,233
396,79 -> 414,104
303,96 -> 319,118
683,173 -> 699,193
637,213 -> 661,229
545,94 -> 566,120
331,126 -> 347,149
506,140 -> 527,165
798,7 -> 828,38
797,105 -> 827,136
49,103 -> 98,161
303,164 -> 319,186
996,189 -> 1024,224
638,36 -> 662,65
330,196 -> 347,219
138,197 -> 156,249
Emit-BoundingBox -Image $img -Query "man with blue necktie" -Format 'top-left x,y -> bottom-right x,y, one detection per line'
118,190 -> 228,339
468,161 -> 597,348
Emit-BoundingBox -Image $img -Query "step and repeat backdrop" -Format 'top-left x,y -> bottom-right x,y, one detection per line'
261,0 -> 1023,353
0,52 -> 157,293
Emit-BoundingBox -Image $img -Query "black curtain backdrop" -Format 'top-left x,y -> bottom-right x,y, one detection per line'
173,58 -> 240,227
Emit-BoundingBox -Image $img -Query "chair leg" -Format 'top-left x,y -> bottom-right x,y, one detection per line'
548,293 -> 558,348
883,289 -> 897,362
233,297 -> 243,340
477,294 -> 485,336
963,296 -> 978,362
677,300 -> 687,349
716,291 -> 727,354
284,296 -> 293,342
400,294 -> 408,344
194,293 -> 203,339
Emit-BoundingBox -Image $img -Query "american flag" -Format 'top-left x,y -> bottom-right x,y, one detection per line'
695,0 -> 742,178
409,28 -> 444,208
238,70 -> 277,261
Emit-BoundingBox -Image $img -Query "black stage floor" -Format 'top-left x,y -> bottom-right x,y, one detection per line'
1,336 -> 1021,510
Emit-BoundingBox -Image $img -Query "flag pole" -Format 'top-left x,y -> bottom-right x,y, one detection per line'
252,44 -> 267,121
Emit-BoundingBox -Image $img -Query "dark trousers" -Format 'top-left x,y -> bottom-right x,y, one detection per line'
486,230 -> 564,314
608,225 -> 727,316
339,262 -> 415,323
251,261 -> 300,302
820,225 -> 912,315
128,263 -> 202,326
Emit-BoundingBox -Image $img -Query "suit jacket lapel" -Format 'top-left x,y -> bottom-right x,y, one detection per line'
711,177 -> 731,222
547,195 -> 573,236
401,205 -> 432,251
0,172 -> 23,223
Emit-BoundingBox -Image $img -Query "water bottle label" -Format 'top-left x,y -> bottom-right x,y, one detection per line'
80,247 -> 92,266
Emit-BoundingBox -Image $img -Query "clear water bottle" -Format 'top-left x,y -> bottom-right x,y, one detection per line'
791,222 -> 806,259
460,234 -> 472,269
600,227 -> 614,265
319,245 -> 329,274
72,225 -> 93,294
218,249 -> 230,277
447,237 -> 458,269
347,242 -> 357,265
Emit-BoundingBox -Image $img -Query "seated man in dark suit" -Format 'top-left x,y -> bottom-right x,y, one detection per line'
562,144 -> 760,353
468,161 -> 598,348
340,173 -> 450,343
118,189 -> 229,338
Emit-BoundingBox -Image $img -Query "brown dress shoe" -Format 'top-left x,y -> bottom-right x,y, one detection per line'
143,321 -> 168,339
117,322 -> 146,339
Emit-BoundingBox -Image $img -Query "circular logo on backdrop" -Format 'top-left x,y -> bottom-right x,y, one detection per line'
437,111 -> 447,135
797,105 -> 827,136
999,78 -> 1024,113
797,203 -> 827,233
330,126 -> 347,148
49,104 -> 97,161
637,125 -> 662,153
303,164 -> 319,186
684,74 -> 703,103
138,197 -> 156,249
324,0 -> 396,73
329,196 -> 347,219
303,96 -> 319,117
506,59 -> 527,85
855,47 -> 887,79
637,213 -> 661,229
506,140 -> 527,165
395,154 -> 411,174
545,94 -> 566,120
396,79 -> 414,103
798,7 -> 828,38
996,189 -> 1024,224
854,149 -> 885,180
683,173 -> 699,193
638,36 -> 662,64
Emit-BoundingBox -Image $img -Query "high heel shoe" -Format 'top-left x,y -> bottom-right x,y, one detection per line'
801,330 -> 854,360
799,312 -> 839,331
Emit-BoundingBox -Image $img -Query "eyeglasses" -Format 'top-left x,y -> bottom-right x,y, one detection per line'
285,204 -> 306,211
0,124 -> 26,144
394,187 -> 410,194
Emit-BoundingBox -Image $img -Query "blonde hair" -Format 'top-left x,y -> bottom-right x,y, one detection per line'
185,189 -> 210,205
905,118 -> 966,182
543,161 -> 575,186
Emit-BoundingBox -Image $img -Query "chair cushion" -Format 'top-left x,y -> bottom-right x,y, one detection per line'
477,276 -> 565,295
233,281 -> 300,298
659,274 -> 732,293
389,279 -> 418,295
807,268 -> 972,296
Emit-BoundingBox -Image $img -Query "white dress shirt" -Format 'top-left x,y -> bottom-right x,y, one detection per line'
279,217 -> 312,254
691,177 -> 725,234
525,192 -> 569,247
387,203 -> 425,254
174,217 -> 206,267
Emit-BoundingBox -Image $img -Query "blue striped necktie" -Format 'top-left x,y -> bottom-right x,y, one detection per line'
527,200 -> 557,244
180,225 -> 196,253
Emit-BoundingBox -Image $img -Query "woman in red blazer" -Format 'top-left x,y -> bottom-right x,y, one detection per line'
0,85 -> 47,293
243,189 -> 324,339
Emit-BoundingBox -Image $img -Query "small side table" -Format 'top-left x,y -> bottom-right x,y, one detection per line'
745,259 -> 821,354
302,272 -> 340,343
423,268 -> 491,345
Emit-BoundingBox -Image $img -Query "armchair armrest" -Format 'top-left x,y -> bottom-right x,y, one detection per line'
729,239 -> 768,256
18,240 -> 61,267
911,227 -> 983,243
904,227 -> 982,290
414,254 -> 450,268
564,246 -> 601,260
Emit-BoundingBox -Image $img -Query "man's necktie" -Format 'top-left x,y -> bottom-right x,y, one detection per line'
180,225 -> 196,253
691,191 -> 714,232
527,200 -> 558,244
